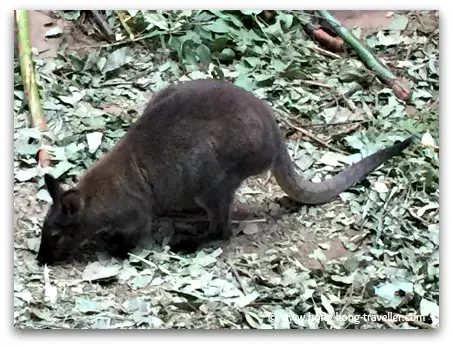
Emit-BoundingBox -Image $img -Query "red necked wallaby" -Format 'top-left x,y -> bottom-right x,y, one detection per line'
37,79 -> 415,265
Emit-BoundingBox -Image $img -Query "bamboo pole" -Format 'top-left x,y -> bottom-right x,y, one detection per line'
15,10 -> 51,167
316,10 -> 411,102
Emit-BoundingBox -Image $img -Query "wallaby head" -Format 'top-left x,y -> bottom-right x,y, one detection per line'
37,174 -> 85,265
37,137 -> 156,265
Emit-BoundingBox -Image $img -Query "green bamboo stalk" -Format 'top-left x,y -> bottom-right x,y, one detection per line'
316,10 -> 411,101
16,10 -> 51,167
15,10 -> 46,130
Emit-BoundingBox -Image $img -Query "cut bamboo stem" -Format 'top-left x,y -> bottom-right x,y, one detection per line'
15,10 -> 51,167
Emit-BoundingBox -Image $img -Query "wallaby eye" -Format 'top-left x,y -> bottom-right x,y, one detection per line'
50,229 -> 62,239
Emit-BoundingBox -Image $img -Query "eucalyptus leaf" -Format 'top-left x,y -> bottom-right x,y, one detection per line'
101,47 -> 133,74
82,262 -> 120,282
143,12 -> 169,31
63,11 -> 81,20
196,44 -> 211,65
75,298 -> 103,314
15,168 -> 39,182
45,27 -> 63,38
86,132 -> 103,154
203,19 -> 230,33
234,74 -> 255,92
240,10 -> 262,15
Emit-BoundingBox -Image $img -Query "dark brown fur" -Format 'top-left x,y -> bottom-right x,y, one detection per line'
37,79 -> 415,265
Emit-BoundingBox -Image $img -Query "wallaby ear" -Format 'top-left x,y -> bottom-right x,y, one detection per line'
44,174 -> 64,201
60,189 -> 82,216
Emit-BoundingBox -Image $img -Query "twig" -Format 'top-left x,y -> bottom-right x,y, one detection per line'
149,250 -> 186,261
279,116 -> 348,155
338,285 -> 354,316
349,230 -> 371,247
128,253 -> 159,269
331,93 -> 340,109
84,30 -> 176,49
301,119 -> 367,129
310,44 -> 341,59
330,122 -> 361,141
116,10 -> 134,40
93,81 -> 135,88
341,93 -> 356,112
156,212 -> 267,225
263,170 -> 272,185
324,82 -> 363,109
300,80 -> 333,88
89,10 -> 115,42
228,260 -> 248,296
420,143 -> 439,152
407,208 -> 430,226
236,218 -> 267,224
359,277 -> 370,300
405,40 -> 417,60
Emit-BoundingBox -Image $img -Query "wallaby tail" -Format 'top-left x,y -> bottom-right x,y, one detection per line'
272,136 -> 416,205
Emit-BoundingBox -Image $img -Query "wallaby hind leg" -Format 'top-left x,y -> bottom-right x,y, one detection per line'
169,176 -> 240,253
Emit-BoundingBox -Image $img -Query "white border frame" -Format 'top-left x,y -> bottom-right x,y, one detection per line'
3,1 -> 446,344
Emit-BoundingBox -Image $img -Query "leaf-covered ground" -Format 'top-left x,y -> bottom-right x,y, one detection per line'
13,10 -> 439,329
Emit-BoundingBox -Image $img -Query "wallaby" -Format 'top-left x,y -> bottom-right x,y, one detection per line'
37,79 -> 415,265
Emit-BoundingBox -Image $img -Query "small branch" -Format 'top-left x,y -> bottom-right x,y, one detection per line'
128,253 -> 161,270
228,260 -> 248,296
89,10 -> 115,42
84,30 -> 172,49
263,170 -> 272,185
116,10 -> 134,40
407,208 -> 430,226
300,80 -> 332,88
324,82 -> 363,109
342,94 -> 357,112
303,119 -> 367,128
155,211 -> 266,225
420,143 -> 439,152
349,230 -> 371,247
234,218 -> 267,224
279,114 -> 348,155
329,122 -> 361,141
93,81 -> 135,88
338,285 -> 354,317
310,44 -> 341,59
